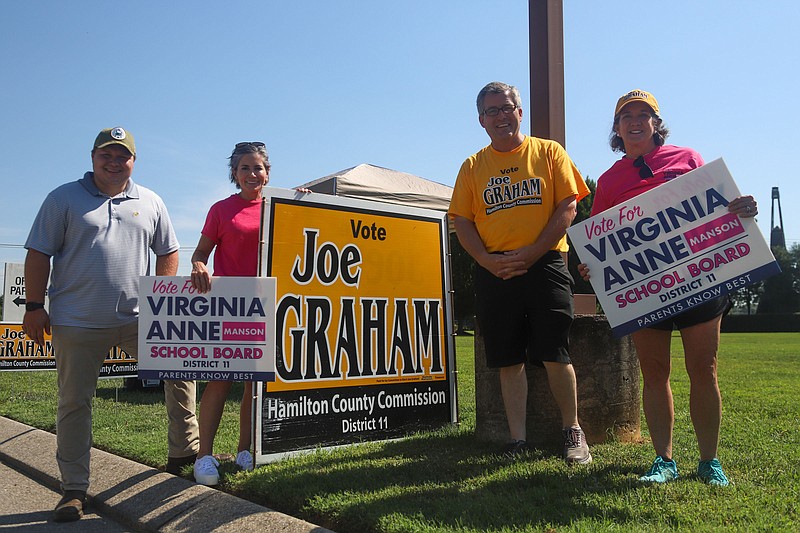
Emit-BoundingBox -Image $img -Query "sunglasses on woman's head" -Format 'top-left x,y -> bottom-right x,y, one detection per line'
234,141 -> 265,150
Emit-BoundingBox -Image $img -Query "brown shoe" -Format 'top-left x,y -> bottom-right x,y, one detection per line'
53,490 -> 86,522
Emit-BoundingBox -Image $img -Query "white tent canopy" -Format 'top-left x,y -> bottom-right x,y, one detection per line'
297,163 -> 453,212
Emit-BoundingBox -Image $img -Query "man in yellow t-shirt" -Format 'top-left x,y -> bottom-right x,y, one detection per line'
449,81 -> 592,463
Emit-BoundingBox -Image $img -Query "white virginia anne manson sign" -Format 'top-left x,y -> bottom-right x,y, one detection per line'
568,158 -> 780,337
137,276 -> 277,381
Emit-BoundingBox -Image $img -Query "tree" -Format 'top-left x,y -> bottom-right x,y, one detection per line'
756,243 -> 800,314
449,231 -> 475,334
568,176 -> 596,295
729,282 -> 762,315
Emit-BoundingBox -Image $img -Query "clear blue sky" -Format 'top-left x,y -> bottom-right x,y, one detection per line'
1,1 -> 797,284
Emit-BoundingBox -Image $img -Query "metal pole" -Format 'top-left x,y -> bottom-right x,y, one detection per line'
529,0 -> 566,147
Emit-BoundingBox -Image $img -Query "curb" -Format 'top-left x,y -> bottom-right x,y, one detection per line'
0,416 -> 335,532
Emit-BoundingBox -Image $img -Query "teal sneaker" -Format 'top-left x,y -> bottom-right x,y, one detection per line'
639,456 -> 679,483
697,458 -> 730,487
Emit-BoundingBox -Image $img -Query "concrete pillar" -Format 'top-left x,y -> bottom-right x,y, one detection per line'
474,315 -> 640,449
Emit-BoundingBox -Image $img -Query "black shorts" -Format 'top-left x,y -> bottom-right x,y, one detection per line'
475,250 -> 574,368
649,295 -> 732,331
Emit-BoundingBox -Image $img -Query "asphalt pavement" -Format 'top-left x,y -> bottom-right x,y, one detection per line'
0,458 -> 133,532
0,416 -> 335,532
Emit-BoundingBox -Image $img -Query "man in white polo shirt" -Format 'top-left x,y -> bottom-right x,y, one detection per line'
23,127 -> 200,522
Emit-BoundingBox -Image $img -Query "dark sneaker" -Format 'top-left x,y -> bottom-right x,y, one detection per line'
639,456 -> 679,483
697,458 -> 730,487
562,427 -> 592,464
166,453 -> 197,475
503,439 -> 531,458
53,490 -> 86,522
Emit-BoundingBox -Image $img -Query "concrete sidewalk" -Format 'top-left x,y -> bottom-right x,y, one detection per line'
0,416 -> 335,532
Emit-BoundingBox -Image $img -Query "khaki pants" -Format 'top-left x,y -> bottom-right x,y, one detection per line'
52,323 -> 199,492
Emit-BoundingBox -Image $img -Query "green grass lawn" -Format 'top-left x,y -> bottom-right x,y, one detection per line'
1,332 -> 798,532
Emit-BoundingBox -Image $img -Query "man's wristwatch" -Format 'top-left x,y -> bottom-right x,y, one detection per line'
25,302 -> 45,312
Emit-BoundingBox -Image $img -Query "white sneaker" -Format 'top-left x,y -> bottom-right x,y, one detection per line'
193,455 -> 220,485
235,450 -> 253,472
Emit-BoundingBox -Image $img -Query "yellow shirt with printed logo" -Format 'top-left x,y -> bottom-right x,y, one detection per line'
449,136 -> 589,253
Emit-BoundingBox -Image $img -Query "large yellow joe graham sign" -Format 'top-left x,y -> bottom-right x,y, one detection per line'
256,189 -> 457,462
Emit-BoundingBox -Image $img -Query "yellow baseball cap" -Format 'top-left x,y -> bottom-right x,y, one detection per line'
93,127 -> 136,156
614,89 -> 660,118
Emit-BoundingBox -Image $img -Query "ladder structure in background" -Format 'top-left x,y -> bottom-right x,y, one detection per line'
770,187 -> 785,250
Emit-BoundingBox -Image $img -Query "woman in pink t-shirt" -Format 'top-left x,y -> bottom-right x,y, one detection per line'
188,142 -> 270,486
579,90 -> 758,487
